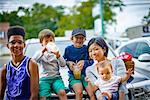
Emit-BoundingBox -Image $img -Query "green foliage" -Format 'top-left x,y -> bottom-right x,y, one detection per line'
56,0 -> 124,35
56,0 -> 95,35
0,11 -> 23,26
19,3 -> 63,39
0,0 -> 124,39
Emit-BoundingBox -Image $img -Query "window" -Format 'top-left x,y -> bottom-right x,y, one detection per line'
135,42 -> 150,58
119,41 -> 150,58
119,43 -> 137,58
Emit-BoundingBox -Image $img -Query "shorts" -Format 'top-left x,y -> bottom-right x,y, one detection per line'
69,74 -> 88,89
95,84 -> 128,99
39,77 -> 66,97
103,92 -> 119,100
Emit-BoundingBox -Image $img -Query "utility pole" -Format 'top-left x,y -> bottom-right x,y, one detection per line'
99,0 -> 105,37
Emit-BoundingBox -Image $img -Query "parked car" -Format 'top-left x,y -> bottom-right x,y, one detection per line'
115,37 -> 150,59
115,37 -> 150,99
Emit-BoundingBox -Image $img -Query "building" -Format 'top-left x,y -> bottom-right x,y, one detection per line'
126,25 -> 150,39
0,22 -> 10,44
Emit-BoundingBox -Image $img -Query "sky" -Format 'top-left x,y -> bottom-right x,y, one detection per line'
111,0 -> 150,34
0,0 -> 78,11
0,0 -> 150,34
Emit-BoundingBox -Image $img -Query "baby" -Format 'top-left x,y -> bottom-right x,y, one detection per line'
94,60 -> 133,100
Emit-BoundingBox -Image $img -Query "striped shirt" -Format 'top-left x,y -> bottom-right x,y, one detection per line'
95,76 -> 121,93
86,58 -> 128,94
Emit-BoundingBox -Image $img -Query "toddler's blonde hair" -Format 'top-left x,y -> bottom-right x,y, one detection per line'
38,29 -> 55,43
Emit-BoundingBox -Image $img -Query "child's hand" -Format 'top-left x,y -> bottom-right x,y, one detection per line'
51,51 -> 60,59
121,68 -> 134,83
85,76 -> 91,82
77,60 -> 84,70
42,47 -> 48,54
124,60 -> 134,74
67,61 -> 76,71
102,91 -> 111,100
126,68 -> 133,76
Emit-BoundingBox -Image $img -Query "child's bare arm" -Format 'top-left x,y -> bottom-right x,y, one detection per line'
121,68 -> 133,83
29,59 -> 39,100
0,64 -> 6,99
85,76 -> 99,92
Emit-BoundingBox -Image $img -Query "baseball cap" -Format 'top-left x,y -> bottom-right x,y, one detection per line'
72,28 -> 86,37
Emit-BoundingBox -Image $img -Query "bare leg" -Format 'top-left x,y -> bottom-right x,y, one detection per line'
57,90 -> 67,100
85,82 -> 96,100
40,97 -> 46,100
73,83 -> 83,100
119,91 -> 125,100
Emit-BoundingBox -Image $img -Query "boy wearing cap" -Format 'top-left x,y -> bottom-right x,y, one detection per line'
0,26 -> 39,100
63,28 -> 95,100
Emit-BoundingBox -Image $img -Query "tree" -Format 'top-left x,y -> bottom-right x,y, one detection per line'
19,3 -> 64,39
56,1 -> 95,35
93,0 -> 124,23
56,0 -> 124,35
0,11 -> 23,26
0,0 -> 124,38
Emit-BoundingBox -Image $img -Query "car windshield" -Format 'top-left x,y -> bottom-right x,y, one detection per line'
119,41 -> 150,58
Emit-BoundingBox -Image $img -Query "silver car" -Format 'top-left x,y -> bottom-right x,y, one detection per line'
115,37 -> 150,99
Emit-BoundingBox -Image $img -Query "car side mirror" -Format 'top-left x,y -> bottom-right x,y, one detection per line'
138,53 -> 150,62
